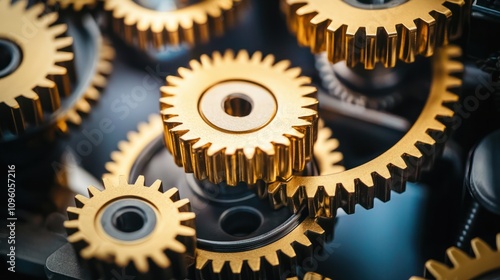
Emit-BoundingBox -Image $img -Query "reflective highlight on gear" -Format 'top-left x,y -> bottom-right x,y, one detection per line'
410,233 -> 500,280
104,0 -> 242,50
282,0 -> 467,69
268,46 -> 463,217
0,0 -> 74,137
64,176 -> 196,279
160,50 -> 318,186
64,38 -> 115,126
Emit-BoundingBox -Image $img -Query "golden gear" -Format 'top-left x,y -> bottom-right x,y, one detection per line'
0,0 -> 74,137
410,233 -> 500,280
47,0 -> 97,11
64,38 -> 115,126
104,0 -> 242,50
160,50 -> 319,186
64,176 -> 196,279
104,115 -> 342,184
195,216 -> 327,279
268,45 -> 463,217
282,0 -> 467,69
287,272 -> 332,280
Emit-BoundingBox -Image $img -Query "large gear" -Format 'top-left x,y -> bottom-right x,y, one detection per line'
410,233 -> 500,280
268,45 -> 462,217
103,115 -> 342,279
64,176 -> 196,279
160,50 -> 319,186
64,38 -> 115,126
282,0 -> 467,69
104,0 -> 242,50
0,0 -> 74,137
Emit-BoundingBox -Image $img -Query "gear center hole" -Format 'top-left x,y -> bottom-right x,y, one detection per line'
223,94 -> 253,117
220,206 -> 263,237
112,206 -> 146,233
0,39 -> 22,78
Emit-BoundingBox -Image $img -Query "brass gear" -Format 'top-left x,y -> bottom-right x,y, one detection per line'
282,0 -> 467,69
0,0 -> 74,137
268,45 -> 463,217
64,38 -> 115,126
64,176 -> 196,279
46,0 -> 97,11
160,50 -> 319,186
104,0 -> 242,50
410,233 -> 500,280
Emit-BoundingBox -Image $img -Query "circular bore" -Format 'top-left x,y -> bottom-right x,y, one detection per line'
100,198 -> 157,241
219,206 -> 263,237
0,39 -> 21,78
199,81 -> 277,133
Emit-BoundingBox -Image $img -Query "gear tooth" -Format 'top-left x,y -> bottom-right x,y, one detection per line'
48,22 -> 68,37
80,244 -> 99,260
247,258 -> 261,272
236,49 -> 250,62
63,219 -> 80,230
447,247 -> 471,266
251,51 -> 263,63
425,260 -> 451,278
398,22 -> 418,63
274,59 -> 292,72
27,3 -> 45,17
223,49 -> 235,61
133,255 -> 150,273
472,237 -> 494,257
211,259 -> 226,273
66,231 -> 85,243
151,251 -> 171,269
87,186 -> 101,198
445,76 -> 462,89
264,252 -> 280,266
189,59 -> 202,70
229,261 -> 243,275
164,187 -> 180,201
177,67 -> 192,78
262,54 -> 276,66
286,67 -> 302,78
173,198 -> 191,211
177,222 -> 196,237
74,194 -> 89,206
150,179 -> 163,191
295,232 -> 313,247
134,175 -> 145,186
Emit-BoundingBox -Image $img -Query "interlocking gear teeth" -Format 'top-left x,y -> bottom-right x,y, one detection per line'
282,0 -> 467,69
160,50 -> 318,186
47,0 -> 97,11
104,0 -> 242,50
268,45 -> 463,217
195,217 -> 327,280
410,233 -> 500,280
64,176 -> 196,279
64,38 -> 115,126
0,0 -> 74,137
315,120 -> 344,176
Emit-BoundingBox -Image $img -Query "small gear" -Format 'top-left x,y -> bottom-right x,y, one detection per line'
315,119 -> 344,176
0,0 -> 74,137
268,45 -> 463,217
104,0 -> 242,50
282,0 -> 467,69
160,50 -> 318,186
64,38 -> 115,126
64,176 -> 196,279
46,0 -> 97,11
410,233 -> 500,280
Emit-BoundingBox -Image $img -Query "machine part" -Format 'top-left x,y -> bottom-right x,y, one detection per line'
103,115 -> 341,279
287,272 -> 332,280
268,45 -> 462,218
46,0 -> 97,11
64,38 -> 115,125
411,233 -> 500,280
160,50 -> 319,186
104,0 -> 242,50
64,176 -> 196,279
0,0 -> 74,137
316,52 -> 409,110
282,0 -> 467,69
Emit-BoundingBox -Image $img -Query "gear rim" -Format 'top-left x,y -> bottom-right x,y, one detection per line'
160,50 -> 319,186
268,45 -> 463,218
